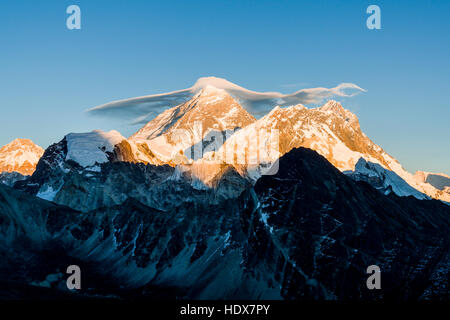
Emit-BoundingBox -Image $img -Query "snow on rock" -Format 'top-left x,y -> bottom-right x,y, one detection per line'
345,158 -> 428,200
414,171 -> 450,191
130,85 -> 256,169
92,86 -> 449,203
214,100 -> 449,202
65,130 -> 125,167
0,171 -> 28,187
36,185 -> 61,202
0,138 -> 44,175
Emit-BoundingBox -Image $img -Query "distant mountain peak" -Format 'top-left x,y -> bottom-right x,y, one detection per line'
131,86 -> 256,142
0,138 -> 44,175
269,104 -> 307,115
196,84 -> 227,96
320,99 -> 343,111
191,76 -> 245,92
318,100 -> 358,122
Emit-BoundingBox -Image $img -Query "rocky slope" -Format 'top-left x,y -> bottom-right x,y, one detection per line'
0,172 -> 27,187
10,98 -> 447,204
0,138 -> 44,175
95,91 -> 449,203
344,158 -> 427,199
15,133 -> 250,211
241,147 -> 449,299
1,148 -> 449,300
14,88 -> 257,202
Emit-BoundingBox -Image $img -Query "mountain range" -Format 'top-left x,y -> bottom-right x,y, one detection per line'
4,84 -> 447,203
1,147 -> 448,299
0,78 -> 449,300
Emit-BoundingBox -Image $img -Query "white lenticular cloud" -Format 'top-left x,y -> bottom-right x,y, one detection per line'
88,76 -> 366,124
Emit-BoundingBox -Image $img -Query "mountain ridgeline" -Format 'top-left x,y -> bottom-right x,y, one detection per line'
0,82 -> 449,300
6,86 -> 449,203
0,148 -> 448,299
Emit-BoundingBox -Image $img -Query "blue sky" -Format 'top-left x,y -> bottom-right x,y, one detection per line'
0,0 -> 449,174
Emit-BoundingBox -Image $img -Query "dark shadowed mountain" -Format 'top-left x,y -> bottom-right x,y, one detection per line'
240,147 -> 449,299
0,148 -> 448,300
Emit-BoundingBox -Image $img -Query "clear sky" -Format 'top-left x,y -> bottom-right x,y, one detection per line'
1,0 -> 449,174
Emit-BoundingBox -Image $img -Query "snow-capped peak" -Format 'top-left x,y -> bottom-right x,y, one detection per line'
320,100 -> 343,111
192,85 -> 230,106
197,84 -> 227,96
65,130 -> 125,168
89,76 -> 365,126
0,138 -> 44,175
191,77 -> 247,93
129,85 -> 257,164
414,171 -> 450,191
131,86 -> 256,142
209,100 -> 449,202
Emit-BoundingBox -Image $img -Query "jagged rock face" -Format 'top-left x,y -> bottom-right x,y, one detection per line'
215,101 -> 449,202
0,183 -> 277,299
1,148 -> 449,300
52,162 -> 177,212
15,136 -> 250,211
51,161 -> 249,212
13,114 -> 252,209
15,137 -> 70,197
0,183 -> 80,297
239,148 -> 450,299
217,101 -> 389,172
120,94 -> 449,202
0,172 -> 27,187
0,138 -> 44,175
344,158 -> 428,200
114,140 -> 163,165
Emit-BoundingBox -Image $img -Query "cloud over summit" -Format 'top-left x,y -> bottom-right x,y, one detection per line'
88,77 -> 366,124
